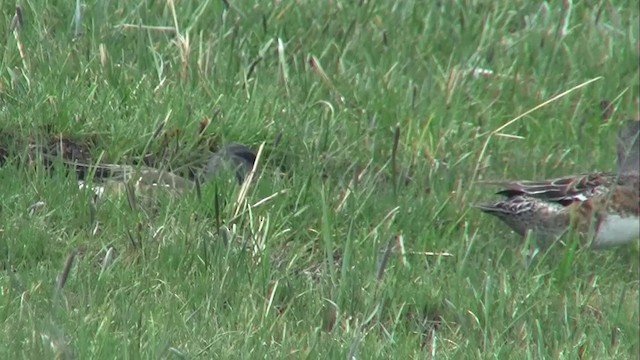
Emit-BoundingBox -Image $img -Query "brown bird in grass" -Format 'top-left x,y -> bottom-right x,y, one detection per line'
205,143 -> 257,184
475,120 -> 639,249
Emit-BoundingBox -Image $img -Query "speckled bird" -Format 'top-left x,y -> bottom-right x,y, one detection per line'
475,120 -> 639,249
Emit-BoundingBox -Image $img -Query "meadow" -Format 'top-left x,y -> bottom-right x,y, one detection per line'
0,0 -> 638,358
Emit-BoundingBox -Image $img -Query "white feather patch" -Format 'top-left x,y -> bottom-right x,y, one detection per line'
593,214 -> 640,249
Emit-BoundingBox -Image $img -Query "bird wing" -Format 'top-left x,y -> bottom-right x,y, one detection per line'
479,173 -> 614,206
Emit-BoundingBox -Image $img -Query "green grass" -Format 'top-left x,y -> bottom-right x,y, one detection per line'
0,0 -> 638,358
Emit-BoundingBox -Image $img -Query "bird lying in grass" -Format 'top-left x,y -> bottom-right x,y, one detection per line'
76,143 -> 258,200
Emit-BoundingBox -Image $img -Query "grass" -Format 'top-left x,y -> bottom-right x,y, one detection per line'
0,0 -> 638,358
